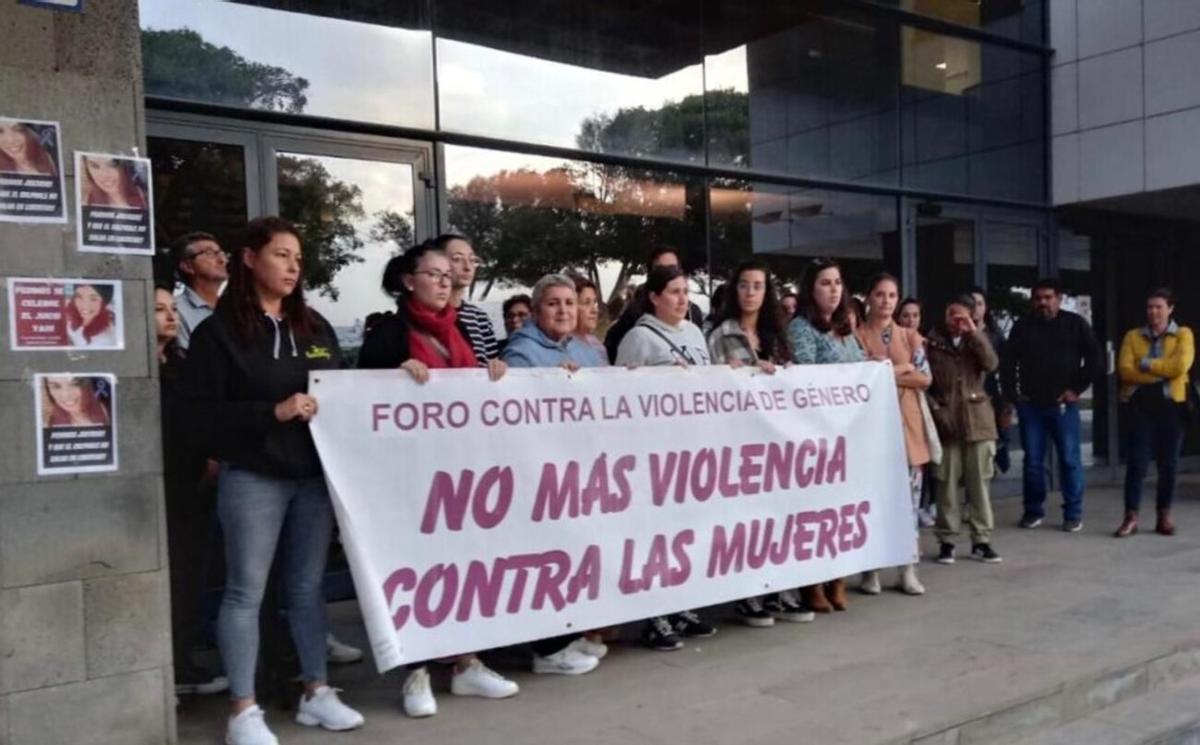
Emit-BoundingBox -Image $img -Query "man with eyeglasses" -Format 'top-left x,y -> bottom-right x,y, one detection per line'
171,231 -> 228,351
604,246 -> 705,363
434,233 -> 499,366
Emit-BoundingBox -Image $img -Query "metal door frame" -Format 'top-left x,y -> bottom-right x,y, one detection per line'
146,110 -> 438,239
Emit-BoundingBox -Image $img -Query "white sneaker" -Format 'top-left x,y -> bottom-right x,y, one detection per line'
326,633 -> 363,664
450,659 -> 519,699
895,564 -> 926,596
533,646 -> 599,675
226,705 -> 278,745
295,685 -> 365,731
567,636 -> 608,660
859,570 -> 882,595
402,666 -> 437,718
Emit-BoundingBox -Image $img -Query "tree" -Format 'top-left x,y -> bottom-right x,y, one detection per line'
575,88 -> 748,166
141,28 -> 309,113
369,210 -> 415,254
276,156 -> 366,300
574,89 -> 750,295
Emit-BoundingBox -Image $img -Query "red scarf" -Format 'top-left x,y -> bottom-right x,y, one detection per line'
405,298 -> 478,369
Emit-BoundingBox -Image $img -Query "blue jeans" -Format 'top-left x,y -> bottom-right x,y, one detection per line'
1018,402 -> 1084,522
216,466 -> 334,700
1122,398 -> 1184,512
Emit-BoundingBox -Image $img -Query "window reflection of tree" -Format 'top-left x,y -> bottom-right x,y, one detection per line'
149,139 -> 249,285
444,90 -> 747,301
276,156 -> 367,301
142,28 -> 310,113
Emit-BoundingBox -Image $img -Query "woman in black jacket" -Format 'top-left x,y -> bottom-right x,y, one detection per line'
183,217 -> 364,745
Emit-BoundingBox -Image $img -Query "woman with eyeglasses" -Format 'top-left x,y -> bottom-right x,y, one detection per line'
786,257 -> 865,613
615,264 -> 718,650
357,241 -> 513,719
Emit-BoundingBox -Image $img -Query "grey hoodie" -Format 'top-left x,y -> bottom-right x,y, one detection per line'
615,313 -> 711,367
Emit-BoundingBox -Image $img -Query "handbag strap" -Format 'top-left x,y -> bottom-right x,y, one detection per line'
637,319 -> 695,364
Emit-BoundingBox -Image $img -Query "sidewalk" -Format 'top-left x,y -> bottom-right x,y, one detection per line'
177,480 -> 1200,745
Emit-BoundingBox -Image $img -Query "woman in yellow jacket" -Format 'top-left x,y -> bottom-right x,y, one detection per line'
1115,288 -> 1195,537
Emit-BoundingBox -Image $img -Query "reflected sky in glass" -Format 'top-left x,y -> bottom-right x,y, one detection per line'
285,154 -> 415,338
438,37 -> 719,160
139,0 -> 434,128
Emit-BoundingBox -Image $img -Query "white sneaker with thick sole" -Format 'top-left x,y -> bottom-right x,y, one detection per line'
326,633 -> 363,664
567,636 -> 608,660
402,666 -> 437,718
533,647 -> 599,675
226,705 -> 278,745
450,659 -> 519,699
295,686 -> 365,731
895,564 -> 926,596
859,570 -> 882,595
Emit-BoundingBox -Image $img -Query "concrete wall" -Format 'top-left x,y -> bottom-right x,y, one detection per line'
1051,0 -> 1200,204
0,3 -> 173,744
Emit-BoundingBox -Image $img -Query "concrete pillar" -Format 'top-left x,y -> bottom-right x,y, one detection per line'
0,3 -> 174,744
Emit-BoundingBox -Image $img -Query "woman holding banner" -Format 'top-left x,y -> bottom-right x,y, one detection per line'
182,217 -> 364,745
787,257 -> 864,613
504,273 -> 609,672
708,259 -> 815,627
855,273 -> 932,597
616,264 -> 718,651
358,242 -> 518,719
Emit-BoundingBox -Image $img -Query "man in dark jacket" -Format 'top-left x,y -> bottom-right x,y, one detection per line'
603,246 -> 704,363
1000,278 -> 1100,532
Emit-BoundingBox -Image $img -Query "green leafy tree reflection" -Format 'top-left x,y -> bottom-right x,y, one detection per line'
447,90 -> 749,300
369,210 -> 416,254
276,156 -> 365,300
142,29 -> 310,113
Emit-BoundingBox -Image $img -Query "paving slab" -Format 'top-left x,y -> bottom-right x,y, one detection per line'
177,480 -> 1200,745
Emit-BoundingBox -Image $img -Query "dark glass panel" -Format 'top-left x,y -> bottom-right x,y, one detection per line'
704,0 -> 900,185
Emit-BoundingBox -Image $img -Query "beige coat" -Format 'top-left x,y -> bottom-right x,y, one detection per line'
856,323 -> 932,467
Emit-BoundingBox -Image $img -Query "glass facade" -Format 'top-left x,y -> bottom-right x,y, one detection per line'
141,0 -> 1056,348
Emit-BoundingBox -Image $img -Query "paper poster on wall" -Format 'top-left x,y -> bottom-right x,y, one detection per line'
7,278 -> 125,351
34,373 -> 118,475
0,118 -> 66,223
75,152 -> 154,254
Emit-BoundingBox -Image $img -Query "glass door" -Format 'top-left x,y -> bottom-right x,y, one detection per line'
261,135 -> 433,360
147,112 -> 436,362
147,118 -> 262,284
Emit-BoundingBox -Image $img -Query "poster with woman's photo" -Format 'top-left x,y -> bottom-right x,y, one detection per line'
34,373 -> 118,475
0,117 -> 66,223
75,152 -> 154,254
7,278 -> 124,351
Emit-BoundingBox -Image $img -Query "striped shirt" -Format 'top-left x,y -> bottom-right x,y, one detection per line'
458,301 -> 499,366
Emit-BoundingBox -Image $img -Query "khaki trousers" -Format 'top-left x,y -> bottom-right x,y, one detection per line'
934,440 -> 996,543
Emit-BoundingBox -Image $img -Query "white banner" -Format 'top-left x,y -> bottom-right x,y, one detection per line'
310,363 -> 914,672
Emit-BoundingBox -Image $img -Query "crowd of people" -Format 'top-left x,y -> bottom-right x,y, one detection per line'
155,217 -> 1195,745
